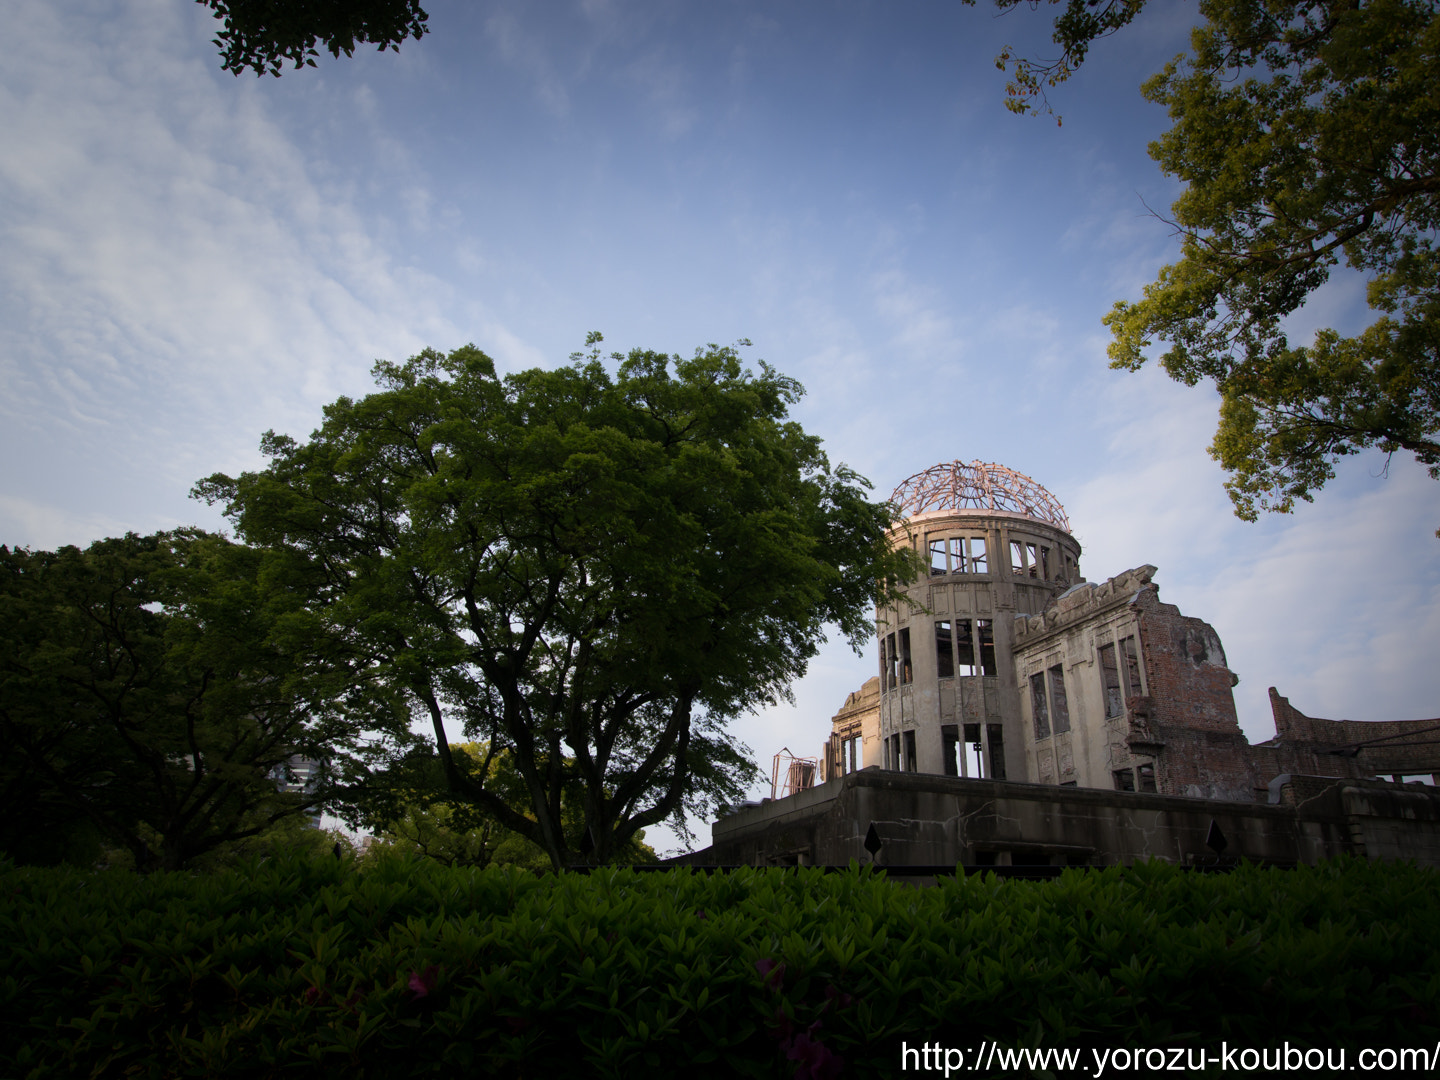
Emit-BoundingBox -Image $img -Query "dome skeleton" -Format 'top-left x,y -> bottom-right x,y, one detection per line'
889,460 -> 1071,532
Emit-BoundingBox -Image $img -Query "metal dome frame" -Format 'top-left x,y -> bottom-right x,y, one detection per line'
889,460 -> 1071,532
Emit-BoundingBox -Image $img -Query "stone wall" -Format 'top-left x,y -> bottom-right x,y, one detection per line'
684,768 -> 1440,869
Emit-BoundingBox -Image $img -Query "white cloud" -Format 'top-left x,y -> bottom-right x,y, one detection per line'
0,0 -> 476,547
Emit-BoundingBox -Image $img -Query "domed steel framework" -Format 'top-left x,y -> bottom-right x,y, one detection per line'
890,460 -> 1071,531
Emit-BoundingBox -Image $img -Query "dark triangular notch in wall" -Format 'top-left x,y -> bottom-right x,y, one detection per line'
1205,819 -> 1228,854
864,822 -> 883,856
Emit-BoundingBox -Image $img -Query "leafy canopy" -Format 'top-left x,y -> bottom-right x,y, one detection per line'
197,0 -> 429,77
0,531 -> 383,871
991,0 -> 1440,527
197,337 -> 916,870
366,742 -> 658,871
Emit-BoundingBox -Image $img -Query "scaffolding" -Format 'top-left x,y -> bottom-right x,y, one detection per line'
771,747 -> 818,800
889,460 -> 1070,531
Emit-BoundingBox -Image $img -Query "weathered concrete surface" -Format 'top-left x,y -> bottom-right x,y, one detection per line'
683,768 -> 1440,868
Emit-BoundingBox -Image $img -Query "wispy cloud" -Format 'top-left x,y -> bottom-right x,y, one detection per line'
485,9 -> 572,117
0,0 -> 468,546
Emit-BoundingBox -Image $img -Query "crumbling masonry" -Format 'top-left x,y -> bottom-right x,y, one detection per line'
689,460 -> 1440,869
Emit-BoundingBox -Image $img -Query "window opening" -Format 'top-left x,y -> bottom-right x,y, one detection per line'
1048,665 -> 1070,734
929,538 -> 948,576
1119,635 -> 1143,698
1025,542 -> 1041,578
986,723 -> 1006,780
949,537 -> 967,573
1099,642 -> 1122,718
1010,539 -> 1026,576
977,619 -> 997,677
903,730 -> 918,773
941,724 -> 960,777
1029,672 -> 1051,739
964,723 -> 983,777
935,621 -> 954,678
1113,768 -> 1136,792
954,619 -> 977,676
1137,762 -> 1157,793
970,537 -> 987,573
899,628 -> 913,685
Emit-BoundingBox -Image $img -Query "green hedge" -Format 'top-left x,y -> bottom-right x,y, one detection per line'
4,856 -> 1439,1077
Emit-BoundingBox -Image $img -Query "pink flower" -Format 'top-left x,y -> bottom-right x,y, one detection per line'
786,1030 -> 844,1080
785,1021 -> 844,1080
755,957 -> 786,990
406,965 -> 439,999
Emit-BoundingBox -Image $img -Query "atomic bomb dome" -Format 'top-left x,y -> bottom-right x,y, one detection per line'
889,460 -> 1070,531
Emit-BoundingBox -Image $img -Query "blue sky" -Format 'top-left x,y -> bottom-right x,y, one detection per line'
4,0 -> 1437,854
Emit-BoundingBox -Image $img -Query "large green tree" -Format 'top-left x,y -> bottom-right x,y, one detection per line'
991,0 -> 1440,526
366,743 -> 658,870
0,531 -> 388,871
197,337 -> 914,870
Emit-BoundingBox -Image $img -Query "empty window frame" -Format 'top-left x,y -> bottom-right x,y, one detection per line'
903,729 -> 918,773
1099,642 -> 1123,718
964,722 -> 983,777
941,724 -> 960,777
935,621 -> 954,678
954,619 -> 977,676
928,535 -> 986,575
899,628 -> 913,685
1010,540 -> 1026,576
1029,672 -> 1051,739
1024,542 -> 1042,579
1137,762 -> 1157,793
1047,665 -> 1070,734
977,619 -> 998,677
929,537 -> 948,576
1118,635 -> 1143,698
881,633 -> 897,691
986,723 -> 1006,780
1113,768 -> 1136,792
969,537 -> 988,573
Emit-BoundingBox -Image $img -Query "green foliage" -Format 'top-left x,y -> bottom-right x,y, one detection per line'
982,0 -> 1151,122
366,744 -> 658,871
4,857 -> 1438,1077
197,0 -> 430,77
1105,0 -> 1440,527
987,0 -> 1440,526
196,337 -> 917,871
0,531 -> 392,872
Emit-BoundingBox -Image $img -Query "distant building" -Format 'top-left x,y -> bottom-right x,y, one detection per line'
690,459 -> 1440,869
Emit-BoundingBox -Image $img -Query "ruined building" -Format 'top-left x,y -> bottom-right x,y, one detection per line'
686,460 -> 1440,869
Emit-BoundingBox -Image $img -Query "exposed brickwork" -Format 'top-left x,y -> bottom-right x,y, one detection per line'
1254,689 -> 1440,781
1013,567 -> 1438,802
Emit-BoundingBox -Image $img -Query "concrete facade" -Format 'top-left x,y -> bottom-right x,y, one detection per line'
718,457 -> 1440,870
820,676 -> 881,781
1011,564 -> 1254,801
874,491 -> 1083,787
689,768 -> 1440,869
